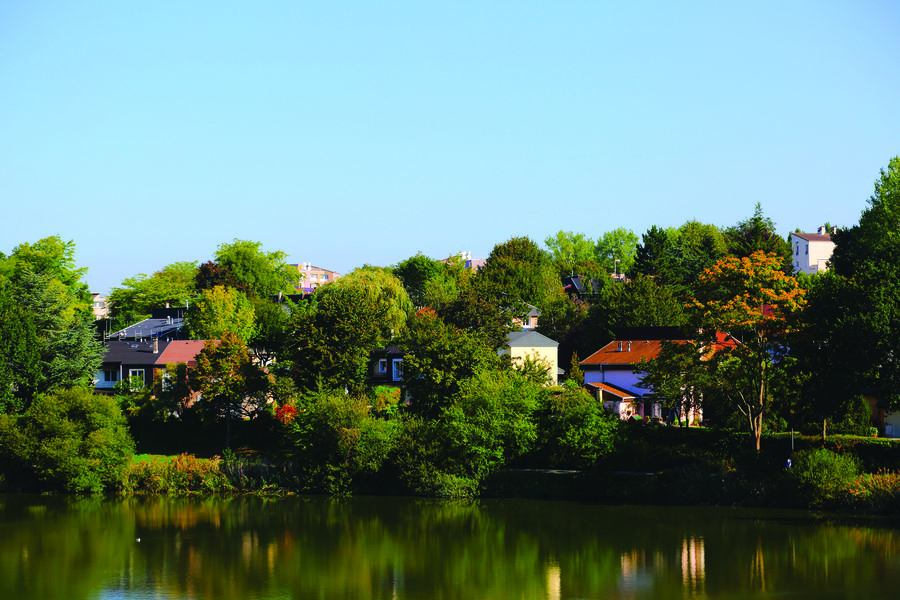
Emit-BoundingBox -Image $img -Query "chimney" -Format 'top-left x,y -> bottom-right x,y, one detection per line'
818,226 -> 826,235
617,341 -> 623,351
153,339 -> 159,354
627,341 -> 632,352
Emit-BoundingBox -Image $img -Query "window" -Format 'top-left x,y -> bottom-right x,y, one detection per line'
795,244 -> 799,255
160,371 -> 173,392
392,359 -> 403,381
104,370 -> 118,382
128,369 -> 145,391
323,274 -> 329,281
378,359 -> 387,373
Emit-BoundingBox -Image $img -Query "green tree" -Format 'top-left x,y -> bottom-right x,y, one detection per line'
212,239 -> 295,297
107,261 -> 197,327
633,225 -> 675,281
0,282 -> 40,413
279,390 -> 400,493
595,228 -> 639,276
478,236 -> 557,307
185,285 -> 257,342
439,278 -> 526,350
534,386 -> 618,469
0,236 -> 89,302
393,368 -> 542,497
248,296 -> 292,364
321,266 -> 413,336
544,231 -> 596,276
0,388 -> 134,492
671,220 -> 728,287
191,332 -> 271,449
400,309 -> 502,418
393,253 -> 463,309
724,203 -> 791,265
583,274 -> 686,352
818,157 -> 900,411
287,285 -> 393,393
15,271 -> 104,400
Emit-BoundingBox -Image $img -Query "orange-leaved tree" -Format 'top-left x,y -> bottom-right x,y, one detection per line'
690,251 -> 805,451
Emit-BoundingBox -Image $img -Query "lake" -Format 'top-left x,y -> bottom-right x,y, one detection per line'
1,494 -> 898,599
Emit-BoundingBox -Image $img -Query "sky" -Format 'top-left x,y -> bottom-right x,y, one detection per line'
2,1 -> 898,294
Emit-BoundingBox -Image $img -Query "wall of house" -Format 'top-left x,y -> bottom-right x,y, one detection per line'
507,346 -> 558,384
885,411 -> 900,438
584,368 -> 649,395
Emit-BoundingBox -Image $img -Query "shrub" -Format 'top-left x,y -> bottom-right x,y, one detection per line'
534,387 -> 619,469
787,448 -> 859,508
0,388 -> 134,493
392,369 -> 542,497
279,390 -> 400,494
119,454 -> 230,495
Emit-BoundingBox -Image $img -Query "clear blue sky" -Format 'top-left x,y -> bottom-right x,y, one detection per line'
2,1 -> 898,294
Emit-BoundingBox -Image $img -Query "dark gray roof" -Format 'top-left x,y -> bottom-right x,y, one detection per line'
102,340 -> 170,366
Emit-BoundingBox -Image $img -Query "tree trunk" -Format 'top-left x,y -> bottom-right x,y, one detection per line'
822,419 -> 827,441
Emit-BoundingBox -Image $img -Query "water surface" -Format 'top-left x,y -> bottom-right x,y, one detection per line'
1,494 -> 897,599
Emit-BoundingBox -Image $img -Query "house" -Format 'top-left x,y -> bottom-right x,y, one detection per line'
580,327 -> 703,422
94,339 -> 209,395
292,263 -> 341,293
368,345 -> 405,388
789,227 -> 836,275
95,339 -> 170,392
581,327 -> 735,423
90,293 -> 109,320
512,304 -> 541,331
500,330 -> 560,385
580,338 -> 669,421
441,251 -> 486,271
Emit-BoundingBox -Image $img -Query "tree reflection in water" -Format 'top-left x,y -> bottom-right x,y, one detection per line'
1,496 -> 899,599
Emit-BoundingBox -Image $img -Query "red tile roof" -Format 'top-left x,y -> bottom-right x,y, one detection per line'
581,333 -> 735,367
581,340 -> 672,366
156,340 -> 210,367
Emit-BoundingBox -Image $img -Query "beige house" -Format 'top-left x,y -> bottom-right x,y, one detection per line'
499,330 -> 560,385
789,227 -> 836,275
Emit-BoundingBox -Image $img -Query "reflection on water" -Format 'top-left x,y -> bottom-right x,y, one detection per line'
1,495 -> 899,600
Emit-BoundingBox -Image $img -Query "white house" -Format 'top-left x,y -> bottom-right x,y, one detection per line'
789,227 -> 836,275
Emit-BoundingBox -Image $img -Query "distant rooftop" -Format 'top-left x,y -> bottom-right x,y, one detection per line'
107,316 -> 185,341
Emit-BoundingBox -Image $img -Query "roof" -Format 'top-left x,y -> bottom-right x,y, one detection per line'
156,340 -> 209,367
102,340 -> 170,365
581,339 -> 670,366
108,316 -> 185,341
525,304 -> 541,317
585,382 -> 638,399
581,332 -> 736,368
506,330 -> 558,348
791,232 -> 834,243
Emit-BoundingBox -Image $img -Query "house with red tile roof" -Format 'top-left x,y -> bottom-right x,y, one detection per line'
581,328 -> 735,423
580,338 -> 673,420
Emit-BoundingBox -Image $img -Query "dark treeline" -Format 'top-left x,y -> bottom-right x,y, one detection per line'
2,157 -> 900,511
